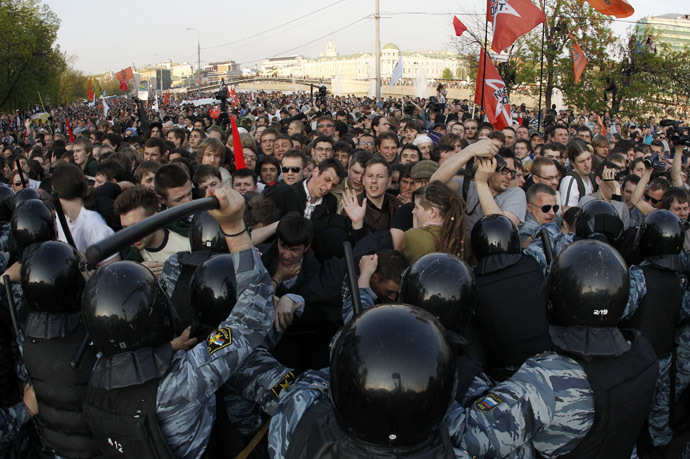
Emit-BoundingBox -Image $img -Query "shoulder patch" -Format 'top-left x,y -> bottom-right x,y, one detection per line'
271,371 -> 296,398
474,393 -> 504,413
207,328 -> 232,355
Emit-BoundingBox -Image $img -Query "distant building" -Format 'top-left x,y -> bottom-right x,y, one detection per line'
260,41 -> 466,81
172,63 -> 193,79
637,14 -> 690,52
204,61 -> 241,77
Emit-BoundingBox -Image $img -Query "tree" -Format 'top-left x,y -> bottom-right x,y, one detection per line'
0,0 -> 65,110
442,68 -> 454,80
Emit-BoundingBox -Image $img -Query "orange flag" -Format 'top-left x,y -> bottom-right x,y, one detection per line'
487,0 -> 546,54
583,0 -> 633,18
163,92 -> 170,107
115,66 -> 134,83
569,32 -> 587,83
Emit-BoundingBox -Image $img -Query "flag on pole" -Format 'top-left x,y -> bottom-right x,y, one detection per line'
583,0 -> 633,18
249,84 -> 254,102
230,116 -> 246,170
153,93 -> 159,112
569,31 -> 587,83
88,93 -> 95,108
453,16 -> 468,37
474,49 -> 512,130
229,87 -> 239,107
163,92 -> 170,107
487,0 -> 546,54
389,56 -> 403,90
116,67 -> 134,92
102,96 -> 109,118
87,77 -> 94,101
65,118 -> 74,142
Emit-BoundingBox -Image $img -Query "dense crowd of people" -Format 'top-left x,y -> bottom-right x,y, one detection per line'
0,86 -> 690,458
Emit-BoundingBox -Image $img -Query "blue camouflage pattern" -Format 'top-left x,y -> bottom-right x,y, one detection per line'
224,346 -> 295,435
341,286 -> 377,323
154,247 -> 274,458
0,402 -> 30,444
447,351 -> 594,459
159,251 -> 185,296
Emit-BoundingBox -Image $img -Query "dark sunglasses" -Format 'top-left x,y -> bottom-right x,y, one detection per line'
13,181 -> 22,187
530,203 -> 559,213
281,166 -> 301,173
644,193 -> 661,205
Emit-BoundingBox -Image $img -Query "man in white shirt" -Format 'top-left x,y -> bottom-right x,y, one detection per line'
52,164 -> 119,267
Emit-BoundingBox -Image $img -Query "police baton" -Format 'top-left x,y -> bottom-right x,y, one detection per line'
86,197 -> 220,265
3,275 -> 19,339
52,192 -> 77,251
343,241 -> 362,317
15,158 -> 26,188
540,228 -> 554,268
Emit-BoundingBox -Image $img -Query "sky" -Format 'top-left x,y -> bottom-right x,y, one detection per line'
44,0 -> 688,75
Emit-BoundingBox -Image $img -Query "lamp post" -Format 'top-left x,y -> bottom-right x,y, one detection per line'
154,53 -> 163,96
186,28 -> 201,97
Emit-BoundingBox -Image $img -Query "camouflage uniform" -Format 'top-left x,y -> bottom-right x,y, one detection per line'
0,402 -> 30,444
224,345 -> 297,435
152,247 -> 274,458
523,226 -> 574,275
446,352 -> 595,458
159,250 -> 185,297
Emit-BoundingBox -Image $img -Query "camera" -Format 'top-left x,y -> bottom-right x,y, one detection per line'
660,119 -> 690,147
643,153 -> 667,171
494,154 -> 507,174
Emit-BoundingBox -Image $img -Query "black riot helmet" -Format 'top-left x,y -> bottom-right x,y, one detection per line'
189,211 -> 229,253
547,240 -> 629,327
398,253 -> 477,334
471,214 -> 521,260
10,199 -> 55,258
0,187 -> 15,222
190,254 -> 237,329
21,241 -> 86,313
330,304 -> 456,447
636,209 -> 684,258
82,261 -> 174,356
574,200 -> 623,245
13,187 -> 40,210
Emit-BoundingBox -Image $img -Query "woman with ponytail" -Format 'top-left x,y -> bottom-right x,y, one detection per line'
404,180 -> 466,264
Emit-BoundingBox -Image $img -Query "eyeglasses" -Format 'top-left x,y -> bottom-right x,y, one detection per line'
500,168 -> 517,179
281,166 -> 301,173
529,202 -> 559,213
644,193 -> 662,205
314,147 -> 333,153
534,174 -> 560,182
13,181 -> 22,187
317,124 -> 333,129
359,141 -> 374,146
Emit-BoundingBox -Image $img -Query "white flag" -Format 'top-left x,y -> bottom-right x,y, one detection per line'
102,97 -> 109,118
153,93 -> 159,112
88,94 -> 95,108
389,56 -> 403,90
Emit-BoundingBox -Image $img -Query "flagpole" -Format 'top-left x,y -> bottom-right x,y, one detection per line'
536,0 -> 547,133
480,5 -> 490,123
37,91 -> 54,135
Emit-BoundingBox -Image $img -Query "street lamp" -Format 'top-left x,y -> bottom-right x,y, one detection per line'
186,27 -> 201,97
154,53 -> 163,96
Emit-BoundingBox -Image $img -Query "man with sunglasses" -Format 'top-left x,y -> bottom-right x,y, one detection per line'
280,151 -> 305,186
579,161 -> 630,229
519,184 -> 559,246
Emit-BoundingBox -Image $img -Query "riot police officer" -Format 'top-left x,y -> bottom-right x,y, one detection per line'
268,304 -> 466,458
469,214 -> 551,381
449,240 -> 659,457
20,241 -> 101,458
81,187 -> 275,458
620,209 -> 686,452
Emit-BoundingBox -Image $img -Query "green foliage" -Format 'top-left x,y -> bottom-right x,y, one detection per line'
0,0 -> 65,110
441,68 -> 454,79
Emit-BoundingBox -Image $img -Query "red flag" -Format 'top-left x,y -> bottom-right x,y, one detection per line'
87,77 -> 94,101
583,0 -> 633,18
163,92 -> 170,107
64,117 -> 74,143
229,87 -> 239,107
597,114 -> 607,135
231,116 -> 246,170
120,80 -> 128,92
453,16 -> 468,37
569,31 -> 587,83
209,108 -> 221,119
474,50 -> 512,130
487,0 -> 546,54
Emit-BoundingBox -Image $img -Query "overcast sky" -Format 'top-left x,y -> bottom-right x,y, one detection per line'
45,0 -> 688,75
